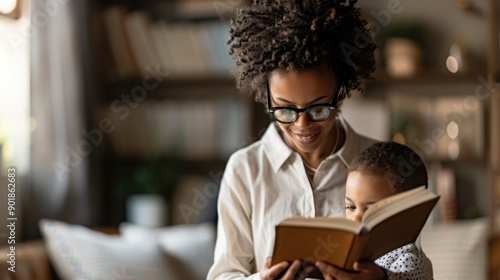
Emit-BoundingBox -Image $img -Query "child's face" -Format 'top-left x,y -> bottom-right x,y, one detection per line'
345,171 -> 396,222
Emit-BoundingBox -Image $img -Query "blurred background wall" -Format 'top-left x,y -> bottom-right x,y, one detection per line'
0,0 -> 499,249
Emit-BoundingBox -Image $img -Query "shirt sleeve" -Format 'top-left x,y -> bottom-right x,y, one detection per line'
206,156 -> 259,280
375,243 -> 433,280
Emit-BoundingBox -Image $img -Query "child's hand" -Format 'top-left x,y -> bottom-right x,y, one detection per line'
316,260 -> 387,280
260,257 -> 314,280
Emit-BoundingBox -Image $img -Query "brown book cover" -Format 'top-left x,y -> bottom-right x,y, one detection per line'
271,186 -> 440,277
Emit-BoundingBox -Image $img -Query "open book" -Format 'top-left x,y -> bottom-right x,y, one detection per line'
271,186 -> 440,273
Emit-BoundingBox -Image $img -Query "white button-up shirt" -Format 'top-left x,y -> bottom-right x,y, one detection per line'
208,117 -> 377,280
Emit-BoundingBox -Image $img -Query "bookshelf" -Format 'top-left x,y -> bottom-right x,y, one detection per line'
358,0 -> 500,277
87,0 -> 268,226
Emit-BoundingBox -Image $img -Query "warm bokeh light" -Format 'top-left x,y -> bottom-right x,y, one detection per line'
0,18 -> 30,174
448,140 -> 460,160
30,117 -> 37,132
446,56 -> 459,73
0,0 -> 16,14
392,133 -> 406,144
446,121 -> 459,139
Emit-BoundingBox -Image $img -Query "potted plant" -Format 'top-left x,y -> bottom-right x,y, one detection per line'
114,157 -> 181,228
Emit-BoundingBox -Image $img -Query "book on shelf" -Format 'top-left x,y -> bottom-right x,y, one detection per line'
434,166 -> 457,221
150,0 -> 248,20
271,186 -> 440,276
216,97 -> 249,156
101,5 -> 235,79
150,20 -> 176,75
123,11 -> 160,76
102,6 -> 140,79
101,98 -> 248,160
205,21 -> 236,75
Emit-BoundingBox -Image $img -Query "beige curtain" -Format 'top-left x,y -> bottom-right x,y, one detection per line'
27,0 -> 97,239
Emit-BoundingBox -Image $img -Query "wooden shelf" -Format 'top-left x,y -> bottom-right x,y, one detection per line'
370,68 -> 487,85
102,0 -> 250,21
103,76 -> 247,101
105,154 -> 230,166
108,75 -> 237,86
363,68 -> 490,98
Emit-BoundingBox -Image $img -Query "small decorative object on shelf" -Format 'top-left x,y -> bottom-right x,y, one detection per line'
383,21 -> 427,78
385,37 -> 422,78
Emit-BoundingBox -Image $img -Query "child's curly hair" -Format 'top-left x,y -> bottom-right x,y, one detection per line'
349,141 -> 429,193
228,0 -> 377,105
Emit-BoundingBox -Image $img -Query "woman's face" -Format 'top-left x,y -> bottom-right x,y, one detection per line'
268,69 -> 341,157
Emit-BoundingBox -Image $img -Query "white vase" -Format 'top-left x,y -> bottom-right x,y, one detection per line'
126,194 -> 167,228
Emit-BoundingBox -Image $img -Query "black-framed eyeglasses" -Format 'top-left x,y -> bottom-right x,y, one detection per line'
266,79 -> 343,124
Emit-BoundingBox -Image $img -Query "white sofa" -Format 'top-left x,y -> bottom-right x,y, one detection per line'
38,219 -> 216,280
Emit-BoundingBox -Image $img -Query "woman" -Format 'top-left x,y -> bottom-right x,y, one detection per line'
208,1 -> 427,279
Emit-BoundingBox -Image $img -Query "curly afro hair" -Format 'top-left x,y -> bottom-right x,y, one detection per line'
227,0 -> 377,105
349,141 -> 428,193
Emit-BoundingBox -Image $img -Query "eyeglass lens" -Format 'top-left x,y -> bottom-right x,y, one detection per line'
273,106 -> 332,123
267,77 -> 343,123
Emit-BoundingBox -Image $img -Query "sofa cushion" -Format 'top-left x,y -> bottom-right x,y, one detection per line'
420,218 -> 488,280
39,219 -> 183,280
119,222 -> 216,280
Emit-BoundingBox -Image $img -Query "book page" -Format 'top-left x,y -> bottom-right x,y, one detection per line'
364,193 -> 439,229
279,217 -> 361,233
362,186 -> 427,225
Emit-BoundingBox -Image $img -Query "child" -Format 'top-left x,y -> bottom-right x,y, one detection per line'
344,141 -> 434,279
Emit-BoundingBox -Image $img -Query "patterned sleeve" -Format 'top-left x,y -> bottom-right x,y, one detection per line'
375,243 -> 433,280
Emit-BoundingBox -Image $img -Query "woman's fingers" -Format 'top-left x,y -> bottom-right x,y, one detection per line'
279,260 -> 315,280
315,261 -> 387,280
260,257 -> 290,280
295,263 -> 315,279
316,261 -> 346,280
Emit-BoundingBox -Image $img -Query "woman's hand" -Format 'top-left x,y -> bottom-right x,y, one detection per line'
260,257 -> 314,280
316,261 -> 387,280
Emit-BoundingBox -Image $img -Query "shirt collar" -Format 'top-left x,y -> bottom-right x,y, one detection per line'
261,115 -> 362,172
262,123 -> 294,172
